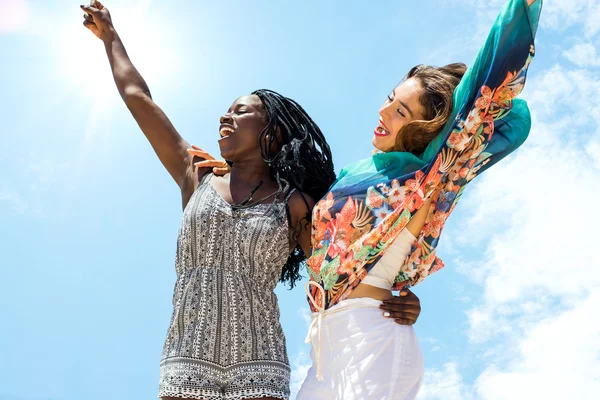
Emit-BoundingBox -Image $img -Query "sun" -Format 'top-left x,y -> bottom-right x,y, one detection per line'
49,0 -> 178,105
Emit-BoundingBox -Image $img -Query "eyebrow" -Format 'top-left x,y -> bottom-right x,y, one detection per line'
398,99 -> 414,118
228,103 -> 250,112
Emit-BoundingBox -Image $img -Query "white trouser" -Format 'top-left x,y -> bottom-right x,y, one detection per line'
297,297 -> 424,400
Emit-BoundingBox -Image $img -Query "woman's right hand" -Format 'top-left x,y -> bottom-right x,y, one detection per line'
81,1 -> 115,42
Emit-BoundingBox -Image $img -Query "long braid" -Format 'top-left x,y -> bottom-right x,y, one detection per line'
252,89 -> 336,288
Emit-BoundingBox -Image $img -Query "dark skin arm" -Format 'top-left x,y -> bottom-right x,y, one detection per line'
81,2 -> 198,208
287,191 -> 316,257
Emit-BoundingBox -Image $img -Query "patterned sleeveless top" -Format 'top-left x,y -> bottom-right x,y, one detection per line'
158,174 -> 292,400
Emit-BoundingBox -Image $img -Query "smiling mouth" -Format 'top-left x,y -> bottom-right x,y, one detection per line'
219,126 -> 235,138
374,121 -> 390,137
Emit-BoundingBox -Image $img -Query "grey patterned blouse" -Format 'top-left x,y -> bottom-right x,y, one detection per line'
158,174 -> 292,400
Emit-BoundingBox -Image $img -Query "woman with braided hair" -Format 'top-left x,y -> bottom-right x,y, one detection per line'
80,2 -> 420,399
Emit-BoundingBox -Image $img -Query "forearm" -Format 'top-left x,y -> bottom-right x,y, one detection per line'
103,29 -> 151,100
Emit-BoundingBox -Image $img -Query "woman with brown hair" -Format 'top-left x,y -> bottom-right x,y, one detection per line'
299,0 -> 542,398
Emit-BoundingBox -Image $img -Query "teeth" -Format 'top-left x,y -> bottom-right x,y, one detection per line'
220,127 -> 234,137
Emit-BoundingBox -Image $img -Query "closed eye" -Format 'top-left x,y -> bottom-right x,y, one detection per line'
397,108 -> 406,117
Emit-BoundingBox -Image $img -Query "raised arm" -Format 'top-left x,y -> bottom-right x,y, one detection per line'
81,2 -> 198,207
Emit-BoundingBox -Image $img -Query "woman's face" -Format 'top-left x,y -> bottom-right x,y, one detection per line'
373,78 -> 426,152
218,95 -> 268,162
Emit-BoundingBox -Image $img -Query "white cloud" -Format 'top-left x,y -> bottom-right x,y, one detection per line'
298,307 -> 312,327
525,65 -> 600,126
289,350 -> 312,400
583,4 -> 600,38
456,63 -> 600,342
289,308 -> 313,399
474,293 -> 600,400
418,297 -> 600,400
418,363 -> 473,400
563,42 -> 600,68
586,136 -> 600,170
543,0 -> 600,38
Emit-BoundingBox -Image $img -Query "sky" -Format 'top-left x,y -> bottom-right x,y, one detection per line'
1,0 -> 599,399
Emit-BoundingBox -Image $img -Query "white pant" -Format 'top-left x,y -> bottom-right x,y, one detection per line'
297,298 -> 424,400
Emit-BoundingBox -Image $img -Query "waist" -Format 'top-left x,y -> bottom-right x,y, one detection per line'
176,268 -> 280,296
308,297 -> 384,323
346,282 -> 394,301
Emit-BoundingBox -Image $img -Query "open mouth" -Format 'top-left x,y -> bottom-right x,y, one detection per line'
374,120 -> 390,137
219,126 -> 235,138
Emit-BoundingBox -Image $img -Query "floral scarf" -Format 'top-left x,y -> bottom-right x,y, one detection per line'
307,0 -> 543,311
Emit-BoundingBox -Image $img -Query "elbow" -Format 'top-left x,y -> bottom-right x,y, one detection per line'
122,87 -> 152,108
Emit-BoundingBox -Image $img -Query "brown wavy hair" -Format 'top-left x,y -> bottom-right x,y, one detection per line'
393,63 -> 467,154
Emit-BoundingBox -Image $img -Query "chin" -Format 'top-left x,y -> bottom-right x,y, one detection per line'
372,136 -> 387,152
218,142 -> 235,161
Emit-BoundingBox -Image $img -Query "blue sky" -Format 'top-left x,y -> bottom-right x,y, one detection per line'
1,1 -> 599,399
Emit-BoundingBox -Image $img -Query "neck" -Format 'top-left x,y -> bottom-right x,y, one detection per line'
229,159 -> 274,187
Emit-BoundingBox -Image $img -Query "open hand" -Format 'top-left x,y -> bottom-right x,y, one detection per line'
81,1 -> 114,41
379,288 -> 421,325
187,145 -> 230,177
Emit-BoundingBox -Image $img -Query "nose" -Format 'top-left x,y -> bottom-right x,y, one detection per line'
220,114 -> 233,125
379,100 -> 391,120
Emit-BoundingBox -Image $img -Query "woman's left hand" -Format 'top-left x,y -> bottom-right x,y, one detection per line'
379,288 -> 421,325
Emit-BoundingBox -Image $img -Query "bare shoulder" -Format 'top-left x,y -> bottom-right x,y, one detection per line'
286,190 -> 316,257
287,190 -> 316,223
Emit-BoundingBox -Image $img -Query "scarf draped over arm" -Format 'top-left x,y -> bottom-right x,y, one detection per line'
307,0 -> 543,311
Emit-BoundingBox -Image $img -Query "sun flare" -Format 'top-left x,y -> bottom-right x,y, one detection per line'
50,0 -> 177,105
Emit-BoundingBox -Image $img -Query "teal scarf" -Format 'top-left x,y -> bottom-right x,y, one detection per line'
307,0 -> 543,311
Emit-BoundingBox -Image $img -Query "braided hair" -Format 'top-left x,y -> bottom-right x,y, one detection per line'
251,89 -> 336,288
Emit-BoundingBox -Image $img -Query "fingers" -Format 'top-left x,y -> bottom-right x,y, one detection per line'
83,13 -> 93,22
382,297 -> 420,307
213,167 -> 230,176
188,145 -> 228,176
80,4 -> 100,17
380,304 -> 420,317
94,0 -> 106,10
382,292 -> 420,305
394,318 -> 415,326
195,160 -> 227,169
381,309 -> 418,325
381,311 -> 417,325
82,20 -> 96,30
380,307 -> 420,318
187,148 -> 215,160
380,298 -> 421,314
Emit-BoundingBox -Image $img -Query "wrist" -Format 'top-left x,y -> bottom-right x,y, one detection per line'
102,26 -> 117,43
